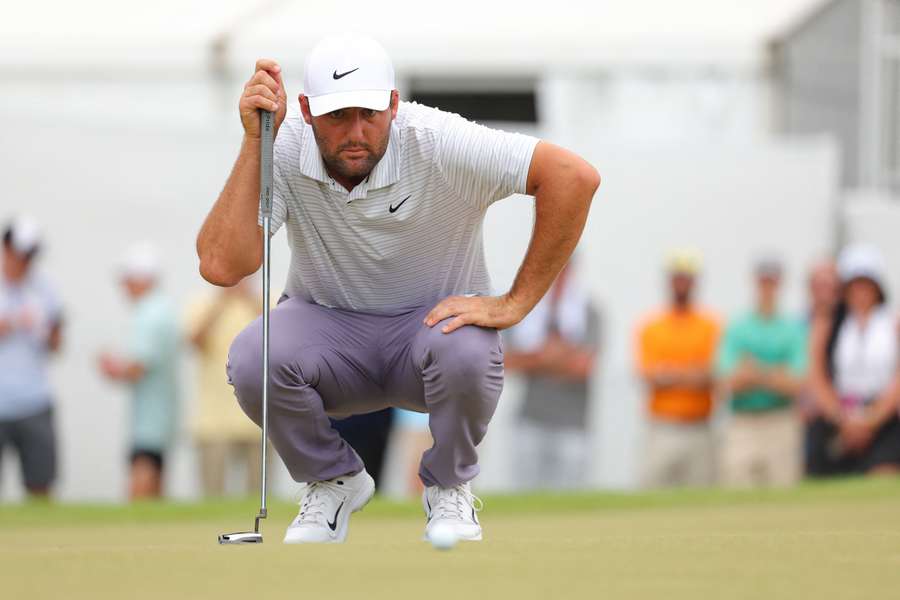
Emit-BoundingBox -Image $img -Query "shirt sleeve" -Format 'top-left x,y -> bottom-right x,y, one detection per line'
636,321 -> 655,374
436,113 -> 539,212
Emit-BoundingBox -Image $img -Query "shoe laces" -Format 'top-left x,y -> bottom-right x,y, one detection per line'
432,483 -> 483,522
294,478 -> 346,526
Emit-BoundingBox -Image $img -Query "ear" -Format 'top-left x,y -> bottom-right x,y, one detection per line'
389,90 -> 399,119
299,94 -> 313,125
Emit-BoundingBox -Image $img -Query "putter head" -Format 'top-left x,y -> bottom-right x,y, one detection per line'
218,531 -> 263,545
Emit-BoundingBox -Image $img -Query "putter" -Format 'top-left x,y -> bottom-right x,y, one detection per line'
219,109 -> 275,545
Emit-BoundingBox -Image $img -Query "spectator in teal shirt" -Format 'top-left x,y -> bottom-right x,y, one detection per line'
98,243 -> 179,500
717,258 -> 808,487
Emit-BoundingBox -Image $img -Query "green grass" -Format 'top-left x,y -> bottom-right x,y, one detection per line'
2,478 -> 899,599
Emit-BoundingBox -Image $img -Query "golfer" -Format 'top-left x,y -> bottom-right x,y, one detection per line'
197,34 -> 600,544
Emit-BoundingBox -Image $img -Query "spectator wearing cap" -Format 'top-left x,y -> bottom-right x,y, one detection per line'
717,257 -> 808,487
806,244 -> 900,476
0,217 -> 63,498
98,242 -> 180,500
635,250 -> 720,488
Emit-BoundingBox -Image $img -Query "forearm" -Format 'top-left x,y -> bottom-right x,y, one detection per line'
509,146 -> 598,317
46,323 -> 62,353
760,369 -> 804,397
812,381 -> 842,423
197,136 -> 264,287
503,351 -> 544,373
645,366 -> 713,389
560,349 -> 596,380
865,375 -> 900,428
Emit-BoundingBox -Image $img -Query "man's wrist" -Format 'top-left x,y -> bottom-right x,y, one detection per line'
500,292 -> 531,323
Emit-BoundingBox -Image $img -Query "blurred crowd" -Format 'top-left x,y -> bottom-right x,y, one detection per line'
1,213 -> 898,501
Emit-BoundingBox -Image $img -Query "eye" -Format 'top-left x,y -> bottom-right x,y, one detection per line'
329,109 -> 345,119
362,109 -> 377,119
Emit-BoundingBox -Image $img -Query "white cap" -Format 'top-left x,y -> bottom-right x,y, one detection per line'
119,242 -> 161,281
838,243 -> 885,287
6,215 -> 41,255
303,34 -> 395,117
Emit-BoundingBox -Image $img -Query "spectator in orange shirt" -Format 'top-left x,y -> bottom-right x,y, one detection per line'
636,250 -> 720,488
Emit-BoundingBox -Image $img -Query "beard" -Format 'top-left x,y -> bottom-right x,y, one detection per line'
312,123 -> 390,181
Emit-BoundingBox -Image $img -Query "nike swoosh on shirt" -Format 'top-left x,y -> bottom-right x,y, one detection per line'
333,68 -> 359,80
327,501 -> 345,531
390,195 -> 411,213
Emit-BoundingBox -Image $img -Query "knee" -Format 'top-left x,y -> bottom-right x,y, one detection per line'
227,321 -> 328,413
227,322 -> 264,418
419,324 -> 504,387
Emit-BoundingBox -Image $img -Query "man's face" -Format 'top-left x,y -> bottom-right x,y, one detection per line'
670,272 -> 695,305
809,263 -> 839,309
846,278 -> 880,312
121,277 -> 154,301
2,245 -> 30,282
300,91 -> 399,181
756,274 -> 781,306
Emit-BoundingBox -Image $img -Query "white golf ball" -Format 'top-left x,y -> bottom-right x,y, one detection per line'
428,522 -> 458,550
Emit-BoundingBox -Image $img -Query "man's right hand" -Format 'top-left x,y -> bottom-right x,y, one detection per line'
240,59 -> 288,138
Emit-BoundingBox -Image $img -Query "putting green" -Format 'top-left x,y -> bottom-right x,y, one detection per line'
2,479 -> 899,599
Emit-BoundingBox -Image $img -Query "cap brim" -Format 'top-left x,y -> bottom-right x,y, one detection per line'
307,90 -> 391,117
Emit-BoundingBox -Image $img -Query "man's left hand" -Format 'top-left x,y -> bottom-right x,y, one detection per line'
424,294 -> 526,334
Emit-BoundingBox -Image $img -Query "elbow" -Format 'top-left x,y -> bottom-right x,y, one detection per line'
199,258 -> 244,288
581,163 -> 601,196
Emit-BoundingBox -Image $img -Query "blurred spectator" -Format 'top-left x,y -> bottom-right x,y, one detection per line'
807,244 -> 900,476
0,217 -> 63,499
391,409 -> 432,497
505,258 -> 600,491
330,409 -> 394,488
98,243 -> 179,500
808,259 -> 841,323
800,259 -> 841,461
636,250 -> 720,488
717,258 -> 808,488
185,278 -> 262,497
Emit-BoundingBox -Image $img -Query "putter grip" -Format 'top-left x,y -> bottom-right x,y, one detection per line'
259,110 -> 275,218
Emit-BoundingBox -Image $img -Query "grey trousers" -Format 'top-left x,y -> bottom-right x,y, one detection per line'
226,296 -> 504,488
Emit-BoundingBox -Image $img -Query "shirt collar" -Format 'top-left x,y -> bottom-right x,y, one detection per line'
299,121 -> 401,195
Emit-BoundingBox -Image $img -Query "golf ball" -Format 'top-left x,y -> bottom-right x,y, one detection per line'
428,523 -> 458,550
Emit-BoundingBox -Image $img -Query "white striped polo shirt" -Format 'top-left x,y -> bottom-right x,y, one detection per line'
261,101 -> 538,313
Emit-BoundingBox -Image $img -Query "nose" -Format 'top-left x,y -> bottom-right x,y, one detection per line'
346,111 -> 366,142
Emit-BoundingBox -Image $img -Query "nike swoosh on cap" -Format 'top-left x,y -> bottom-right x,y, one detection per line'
333,68 -> 359,80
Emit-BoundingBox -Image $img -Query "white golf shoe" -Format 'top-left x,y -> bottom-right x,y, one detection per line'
422,482 -> 483,542
283,469 -> 375,544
